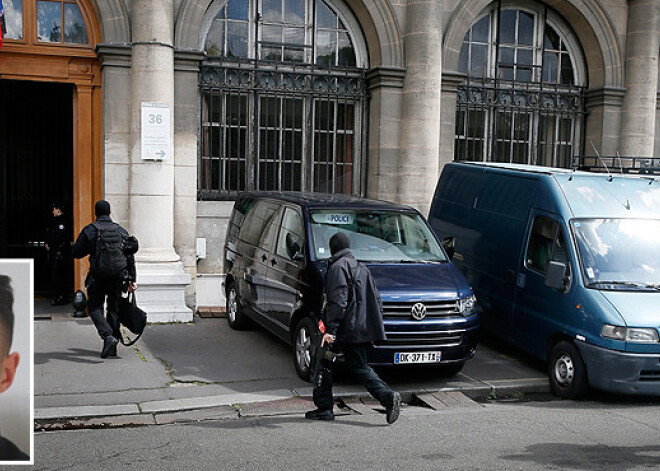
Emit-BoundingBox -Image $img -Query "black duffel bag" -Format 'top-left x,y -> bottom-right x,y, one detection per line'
117,291 -> 147,346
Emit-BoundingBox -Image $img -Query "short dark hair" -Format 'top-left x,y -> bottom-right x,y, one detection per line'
95,199 -> 111,217
0,276 -> 14,356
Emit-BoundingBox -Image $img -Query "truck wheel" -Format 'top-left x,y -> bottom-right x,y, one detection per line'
548,341 -> 588,399
226,282 -> 250,330
293,318 -> 314,382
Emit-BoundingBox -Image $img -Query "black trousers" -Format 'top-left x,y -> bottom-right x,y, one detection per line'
49,251 -> 69,299
87,276 -> 122,340
313,343 -> 393,411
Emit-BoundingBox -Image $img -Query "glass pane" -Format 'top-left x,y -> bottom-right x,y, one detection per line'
513,113 -> 529,140
543,52 -> 558,83
63,4 -> 88,44
513,143 -> 527,164
262,46 -> 281,61
205,18 -> 225,56
517,48 -> 533,67
283,98 -> 303,128
559,117 -> 572,142
4,0 -> 23,39
283,27 -> 304,45
315,101 -> 334,130
263,25 -> 282,43
560,55 -> 574,84
471,16 -> 489,43
317,0 -> 336,29
337,32 -> 355,66
283,46 -> 304,62
455,110 -> 465,135
260,97 -> 279,128
37,1 -> 62,43
337,103 -> 354,130
499,46 -> 514,65
499,10 -> 516,44
205,92 -> 221,123
263,0 -> 282,22
316,30 -> 335,66
459,42 -> 469,73
470,44 -> 488,77
518,11 -> 534,46
467,111 -> 484,138
496,113 -> 511,139
495,142 -> 511,163
285,0 -> 305,24
227,95 -> 247,126
226,0 -> 248,21
544,25 -> 560,50
226,22 -> 248,58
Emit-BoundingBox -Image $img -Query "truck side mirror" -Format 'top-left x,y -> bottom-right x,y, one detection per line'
442,237 -> 455,259
545,261 -> 568,291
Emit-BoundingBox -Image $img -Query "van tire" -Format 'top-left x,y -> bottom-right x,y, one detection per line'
548,341 -> 588,399
293,318 -> 315,382
226,282 -> 251,330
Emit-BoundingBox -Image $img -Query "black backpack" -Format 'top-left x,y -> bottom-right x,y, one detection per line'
91,222 -> 127,277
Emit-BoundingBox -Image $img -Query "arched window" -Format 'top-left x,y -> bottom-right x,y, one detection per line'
455,2 -> 585,168
199,0 -> 368,197
1,0 -> 92,48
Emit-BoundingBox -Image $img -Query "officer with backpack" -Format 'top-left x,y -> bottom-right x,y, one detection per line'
305,232 -> 401,424
72,200 -> 137,358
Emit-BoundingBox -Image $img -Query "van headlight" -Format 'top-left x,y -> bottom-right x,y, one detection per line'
602,324 -> 659,343
458,295 -> 477,316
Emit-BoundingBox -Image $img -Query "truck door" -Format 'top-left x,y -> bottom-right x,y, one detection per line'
513,213 -> 575,359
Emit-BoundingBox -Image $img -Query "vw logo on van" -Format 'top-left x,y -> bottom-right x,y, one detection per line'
411,303 -> 427,320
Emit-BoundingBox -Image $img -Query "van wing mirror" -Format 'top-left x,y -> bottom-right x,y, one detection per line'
285,233 -> 305,261
442,237 -> 455,260
545,261 -> 568,291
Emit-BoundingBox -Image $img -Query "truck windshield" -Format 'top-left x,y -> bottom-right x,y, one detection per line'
573,218 -> 660,290
310,210 -> 447,262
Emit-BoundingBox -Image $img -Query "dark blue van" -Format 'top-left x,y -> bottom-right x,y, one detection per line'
223,192 -> 478,380
430,162 -> 660,398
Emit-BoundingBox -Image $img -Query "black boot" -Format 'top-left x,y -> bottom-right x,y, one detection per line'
101,335 -> 118,358
304,409 -> 334,421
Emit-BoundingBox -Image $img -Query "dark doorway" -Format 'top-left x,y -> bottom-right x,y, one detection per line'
0,79 -> 74,295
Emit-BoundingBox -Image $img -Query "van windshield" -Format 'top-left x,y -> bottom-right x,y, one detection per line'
573,218 -> 660,290
310,210 -> 447,262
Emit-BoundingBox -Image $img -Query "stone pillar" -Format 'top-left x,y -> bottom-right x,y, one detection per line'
397,0 -> 443,216
620,0 -> 660,156
129,0 -> 192,322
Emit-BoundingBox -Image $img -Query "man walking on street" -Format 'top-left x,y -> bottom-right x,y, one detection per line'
305,232 -> 401,424
72,200 -> 136,358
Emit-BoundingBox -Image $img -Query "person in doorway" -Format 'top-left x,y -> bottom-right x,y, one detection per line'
0,276 -> 29,461
45,201 -> 72,305
305,232 -> 401,424
72,200 -> 136,358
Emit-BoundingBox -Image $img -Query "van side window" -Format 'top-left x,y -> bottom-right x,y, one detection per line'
526,216 -> 570,275
239,200 -> 280,247
276,208 -> 304,258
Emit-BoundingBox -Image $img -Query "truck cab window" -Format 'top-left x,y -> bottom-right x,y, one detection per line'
527,215 -> 569,275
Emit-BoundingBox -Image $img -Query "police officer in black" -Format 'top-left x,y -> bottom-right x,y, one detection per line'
72,200 -> 136,358
45,202 -> 71,305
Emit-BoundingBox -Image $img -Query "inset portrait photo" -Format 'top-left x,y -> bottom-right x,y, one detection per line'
0,260 -> 33,464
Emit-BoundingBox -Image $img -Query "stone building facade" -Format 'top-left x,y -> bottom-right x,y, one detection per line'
0,0 -> 658,320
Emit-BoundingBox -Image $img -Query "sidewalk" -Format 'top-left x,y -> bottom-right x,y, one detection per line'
34,302 -> 549,428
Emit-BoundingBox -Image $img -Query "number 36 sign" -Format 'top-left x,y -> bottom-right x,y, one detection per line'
141,102 -> 171,160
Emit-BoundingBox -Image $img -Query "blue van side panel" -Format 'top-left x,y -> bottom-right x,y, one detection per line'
430,164 -> 538,340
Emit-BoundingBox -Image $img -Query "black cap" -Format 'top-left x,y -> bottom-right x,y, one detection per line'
329,232 -> 351,255
94,200 -> 111,216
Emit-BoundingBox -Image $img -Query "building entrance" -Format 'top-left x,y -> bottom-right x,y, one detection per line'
0,79 -> 74,295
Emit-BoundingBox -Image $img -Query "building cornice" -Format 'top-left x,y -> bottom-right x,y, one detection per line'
366,66 -> 406,90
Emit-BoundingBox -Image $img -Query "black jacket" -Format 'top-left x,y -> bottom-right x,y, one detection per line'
45,214 -> 71,253
323,248 -> 386,344
0,435 -> 29,461
72,215 -> 136,282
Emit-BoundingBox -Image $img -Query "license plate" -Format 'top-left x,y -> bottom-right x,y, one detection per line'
394,351 -> 442,364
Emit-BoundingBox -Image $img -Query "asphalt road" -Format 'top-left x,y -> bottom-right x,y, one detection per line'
25,393 -> 660,470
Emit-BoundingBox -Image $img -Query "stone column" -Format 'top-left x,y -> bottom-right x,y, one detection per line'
129,0 -> 192,322
620,0 -> 660,156
397,0 -> 443,216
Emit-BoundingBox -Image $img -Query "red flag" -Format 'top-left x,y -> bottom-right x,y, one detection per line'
0,0 -> 6,50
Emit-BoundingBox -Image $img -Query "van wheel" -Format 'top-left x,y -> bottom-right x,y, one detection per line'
548,341 -> 588,399
293,318 -> 315,382
226,282 -> 250,330
438,362 -> 464,377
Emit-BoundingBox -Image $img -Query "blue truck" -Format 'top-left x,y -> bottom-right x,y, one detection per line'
429,162 -> 660,398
